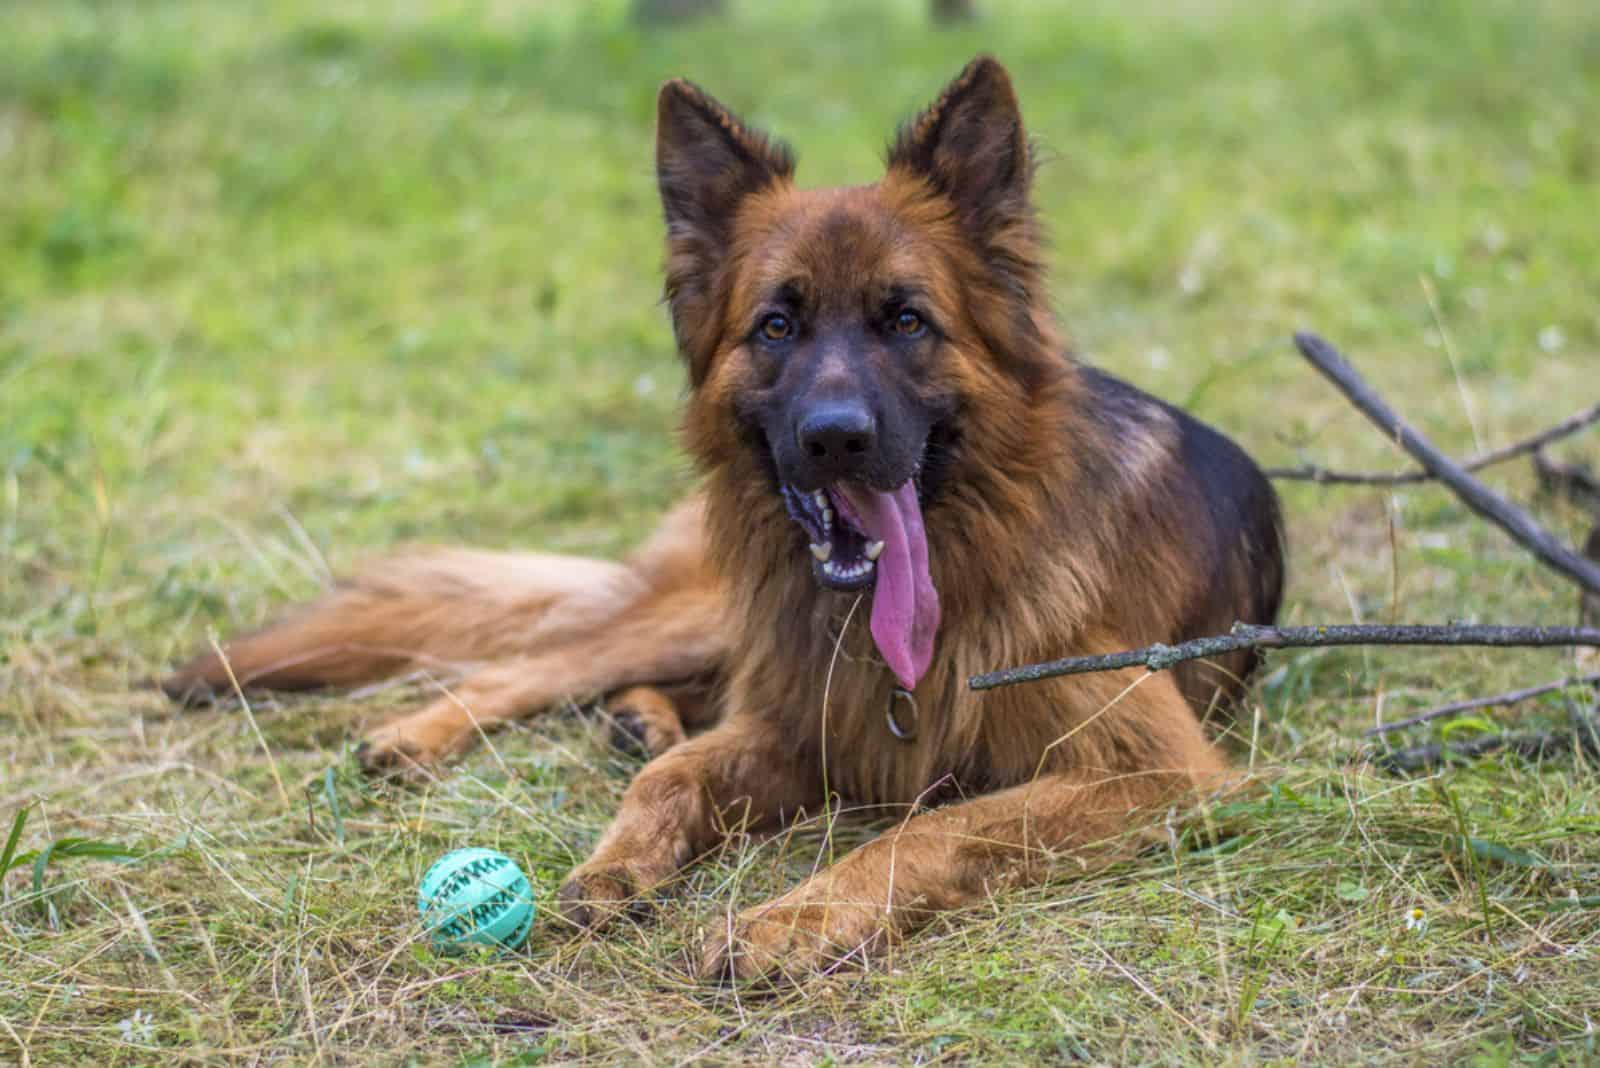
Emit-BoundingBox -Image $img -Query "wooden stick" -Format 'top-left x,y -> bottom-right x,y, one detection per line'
1267,402 -> 1600,485
1534,450 -> 1600,516
1364,672 -> 1600,736
1376,711 -> 1600,774
1291,332 -> 1600,595
967,622 -> 1600,691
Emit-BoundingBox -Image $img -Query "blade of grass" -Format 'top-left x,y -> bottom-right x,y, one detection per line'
323,767 -> 346,845
28,837 -> 145,894
1435,783 -> 1493,938
0,804 -> 32,879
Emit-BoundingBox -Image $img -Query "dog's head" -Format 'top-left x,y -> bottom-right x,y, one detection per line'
656,57 -> 1059,687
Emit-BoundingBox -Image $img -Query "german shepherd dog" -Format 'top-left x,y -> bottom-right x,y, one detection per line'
164,56 -> 1284,981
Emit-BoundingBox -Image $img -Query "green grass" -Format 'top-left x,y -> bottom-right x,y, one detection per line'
3,0 -> 1599,1062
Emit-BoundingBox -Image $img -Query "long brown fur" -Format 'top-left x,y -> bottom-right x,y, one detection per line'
163,56 -> 1285,982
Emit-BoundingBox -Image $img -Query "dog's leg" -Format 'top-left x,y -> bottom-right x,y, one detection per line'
356,586 -> 726,774
605,685 -> 698,759
558,714 -> 822,928
697,675 -> 1229,983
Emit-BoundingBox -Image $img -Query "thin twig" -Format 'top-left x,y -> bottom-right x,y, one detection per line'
968,622 -> 1600,691
1267,401 -> 1600,484
1376,704 -> 1600,774
1579,523 -> 1600,672
1533,449 -> 1600,516
1291,332 -> 1600,594
1364,672 -> 1600,736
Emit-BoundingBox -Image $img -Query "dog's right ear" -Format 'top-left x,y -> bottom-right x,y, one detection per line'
656,80 -> 793,383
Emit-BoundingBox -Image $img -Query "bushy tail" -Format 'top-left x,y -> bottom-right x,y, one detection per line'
160,548 -> 648,704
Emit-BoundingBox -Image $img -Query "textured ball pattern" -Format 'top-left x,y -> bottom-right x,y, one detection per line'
417,847 -> 535,951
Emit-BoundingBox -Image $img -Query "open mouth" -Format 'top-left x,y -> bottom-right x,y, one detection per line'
781,483 -> 885,592
778,478 -> 942,690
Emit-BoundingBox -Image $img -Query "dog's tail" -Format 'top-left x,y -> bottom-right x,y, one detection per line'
159,548 -> 649,704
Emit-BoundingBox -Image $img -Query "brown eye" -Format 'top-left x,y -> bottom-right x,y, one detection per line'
760,314 -> 793,342
893,310 -> 926,337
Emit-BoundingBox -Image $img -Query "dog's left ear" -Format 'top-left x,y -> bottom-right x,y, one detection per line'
888,55 -> 1032,251
657,80 -> 794,383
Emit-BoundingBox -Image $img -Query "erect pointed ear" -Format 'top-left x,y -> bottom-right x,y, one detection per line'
657,80 -> 793,381
657,79 -> 793,238
887,56 -> 1032,244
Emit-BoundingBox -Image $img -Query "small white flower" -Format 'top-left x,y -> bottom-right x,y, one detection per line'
1538,325 -> 1566,353
116,1009 -> 155,1044
1403,906 -> 1428,934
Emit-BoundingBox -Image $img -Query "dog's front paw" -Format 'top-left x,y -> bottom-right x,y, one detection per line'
557,863 -> 654,931
697,894 -> 887,986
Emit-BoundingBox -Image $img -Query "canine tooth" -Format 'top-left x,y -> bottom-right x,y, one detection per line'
810,541 -> 832,562
813,490 -> 826,508
864,540 -> 885,561
822,507 -> 834,524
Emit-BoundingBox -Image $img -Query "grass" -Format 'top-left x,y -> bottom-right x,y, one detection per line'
3,0 -> 1599,1062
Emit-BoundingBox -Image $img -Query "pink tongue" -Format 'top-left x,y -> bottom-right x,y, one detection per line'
837,481 -> 940,690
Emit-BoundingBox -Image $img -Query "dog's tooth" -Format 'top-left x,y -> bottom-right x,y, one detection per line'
813,490 -> 826,508
810,541 -> 832,562
822,507 -> 834,525
864,540 -> 885,561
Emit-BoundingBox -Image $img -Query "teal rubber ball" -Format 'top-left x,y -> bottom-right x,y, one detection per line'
417,848 -> 535,951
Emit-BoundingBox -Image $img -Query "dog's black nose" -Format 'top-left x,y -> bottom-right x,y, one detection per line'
797,403 -> 877,475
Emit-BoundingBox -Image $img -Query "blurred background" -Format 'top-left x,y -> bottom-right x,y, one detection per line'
4,0 -> 1597,654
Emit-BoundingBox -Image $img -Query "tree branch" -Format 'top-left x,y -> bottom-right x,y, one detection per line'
1375,704 -> 1600,774
1364,672 -> 1600,736
1266,401 -> 1600,485
1534,450 -> 1600,517
1290,332 -> 1600,595
967,622 -> 1600,691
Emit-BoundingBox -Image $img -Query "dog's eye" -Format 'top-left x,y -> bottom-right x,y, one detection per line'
892,310 -> 926,338
759,314 -> 793,343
